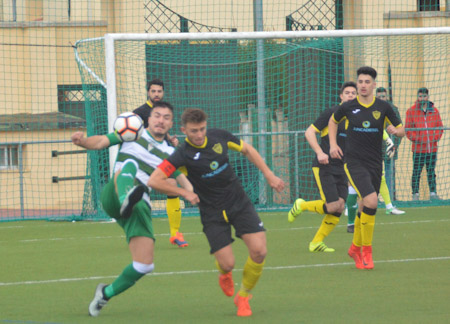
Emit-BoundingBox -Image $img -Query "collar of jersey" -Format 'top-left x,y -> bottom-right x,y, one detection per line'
145,129 -> 164,144
357,96 -> 375,108
146,100 -> 153,108
186,136 -> 208,148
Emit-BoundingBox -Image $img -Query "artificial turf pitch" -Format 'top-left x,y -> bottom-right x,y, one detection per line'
0,206 -> 449,323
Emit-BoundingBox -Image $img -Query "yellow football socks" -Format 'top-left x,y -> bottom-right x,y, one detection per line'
239,256 -> 265,297
311,214 -> 340,243
300,200 -> 325,214
361,212 -> 376,246
353,213 -> 362,247
166,197 -> 182,237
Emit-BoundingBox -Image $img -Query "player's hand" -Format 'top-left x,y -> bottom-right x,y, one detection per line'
329,145 -> 343,160
167,133 -> 179,147
386,124 -> 397,135
183,191 -> 200,205
71,132 -> 85,146
268,175 -> 285,193
317,152 -> 329,165
385,137 -> 395,159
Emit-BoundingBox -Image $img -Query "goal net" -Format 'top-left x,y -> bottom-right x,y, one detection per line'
75,28 -> 450,217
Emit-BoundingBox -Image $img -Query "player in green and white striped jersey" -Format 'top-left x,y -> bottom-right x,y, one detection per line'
71,101 -> 196,316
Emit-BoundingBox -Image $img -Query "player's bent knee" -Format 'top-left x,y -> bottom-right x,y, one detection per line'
250,248 -> 267,263
133,261 -> 155,274
219,261 -> 235,273
362,206 -> 377,216
325,201 -> 340,214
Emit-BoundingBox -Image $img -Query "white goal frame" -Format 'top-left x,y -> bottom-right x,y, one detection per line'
100,27 -> 450,179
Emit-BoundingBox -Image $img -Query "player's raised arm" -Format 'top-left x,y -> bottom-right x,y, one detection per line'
71,132 -> 113,150
240,141 -> 285,193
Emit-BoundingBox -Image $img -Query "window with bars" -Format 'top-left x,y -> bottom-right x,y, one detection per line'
418,0 -> 440,11
0,145 -> 19,170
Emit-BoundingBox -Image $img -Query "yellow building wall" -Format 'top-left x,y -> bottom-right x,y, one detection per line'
0,29 -> 27,113
0,129 -> 86,210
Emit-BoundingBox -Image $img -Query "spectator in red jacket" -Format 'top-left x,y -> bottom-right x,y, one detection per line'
405,88 -> 443,200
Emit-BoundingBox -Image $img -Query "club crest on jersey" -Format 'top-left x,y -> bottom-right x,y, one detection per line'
212,143 -> 223,154
210,161 -> 219,170
362,121 -> 371,128
372,110 -> 381,120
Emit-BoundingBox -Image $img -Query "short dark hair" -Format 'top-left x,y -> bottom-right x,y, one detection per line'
376,87 -> 387,94
340,81 -> 357,94
181,108 -> 208,126
152,100 -> 174,113
357,66 -> 377,80
147,79 -> 164,91
417,87 -> 429,95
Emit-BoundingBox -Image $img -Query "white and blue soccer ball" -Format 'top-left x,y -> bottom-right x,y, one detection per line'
113,112 -> 144,142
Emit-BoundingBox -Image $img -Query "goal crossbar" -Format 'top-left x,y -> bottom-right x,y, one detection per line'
105,26 -> 450,42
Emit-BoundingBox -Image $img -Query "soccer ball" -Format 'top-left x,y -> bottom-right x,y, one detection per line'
113,112 -> 144,142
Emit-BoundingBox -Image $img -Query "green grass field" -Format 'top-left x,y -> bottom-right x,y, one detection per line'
1,206 -> 449,323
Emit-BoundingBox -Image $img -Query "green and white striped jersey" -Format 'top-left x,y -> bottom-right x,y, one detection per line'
113,130 -> 179,191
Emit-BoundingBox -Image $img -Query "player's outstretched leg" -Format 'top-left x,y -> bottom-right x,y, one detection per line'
120,185 -> 147,218
309,214 -> 339,252
92,261 -> 152,316
88,283 -> 108,317
288,198 -> 305,222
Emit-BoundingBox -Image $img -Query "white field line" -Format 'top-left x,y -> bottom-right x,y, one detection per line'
0,216 -> 197,230
0,218 -> 448,244
1,256 -> 449,287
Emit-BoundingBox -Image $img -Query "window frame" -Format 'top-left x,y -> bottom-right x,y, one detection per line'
0,144 -> 20,170
417,0 -> 440,11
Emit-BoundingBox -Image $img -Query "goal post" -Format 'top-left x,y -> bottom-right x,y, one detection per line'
75,27 -> 450,215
